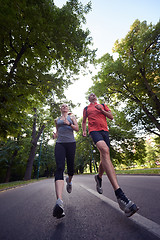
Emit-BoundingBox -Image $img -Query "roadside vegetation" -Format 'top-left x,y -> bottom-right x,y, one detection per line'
0,168 -> 159,191
115,168 -> 160,175
0,178 -> 47,191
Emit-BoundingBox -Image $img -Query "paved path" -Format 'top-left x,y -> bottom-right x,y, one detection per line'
0,175 -> 160,240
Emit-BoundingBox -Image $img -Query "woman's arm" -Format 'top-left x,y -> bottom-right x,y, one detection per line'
70,115 -> 79,132
53,119 -> 58,139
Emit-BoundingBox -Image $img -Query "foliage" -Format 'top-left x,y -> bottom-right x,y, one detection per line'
0,127 -> 56,183
145,136 -> 160,167
107,108 -> 146,167
33,139 -> 56,179
75,119 -> 95,173
0,137 -> 27,182
90,20 -> 160,136
0,0 -> 96,139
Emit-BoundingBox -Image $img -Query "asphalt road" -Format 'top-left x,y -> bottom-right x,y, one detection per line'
0,175 -> 160,240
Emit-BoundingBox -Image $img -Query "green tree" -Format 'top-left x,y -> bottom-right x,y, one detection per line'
91,20 -> 160,136
145,136 -> 160,167
24,108 -> 45,180
0,0 -> 96,180
75,119 -> 93,173
0,138 -> 20,182
0,0 -> 95,139
33,141 -> 56,179
0,134 -> 31,183
107,109 -> 146,168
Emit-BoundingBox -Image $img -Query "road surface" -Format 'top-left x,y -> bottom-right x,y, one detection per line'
0,175 -> 160,240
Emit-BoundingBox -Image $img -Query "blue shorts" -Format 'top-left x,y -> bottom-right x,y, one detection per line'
90,130 -> 110,147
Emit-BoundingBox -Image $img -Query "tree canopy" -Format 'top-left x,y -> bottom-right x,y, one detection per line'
0,0 -> 95,139
90,20 -> 160,136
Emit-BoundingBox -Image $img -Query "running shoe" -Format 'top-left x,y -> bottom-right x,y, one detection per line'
116,191 -> 139,217
95,175 -> 103,194
53,199 -> 65,219
66,177 -> 72,193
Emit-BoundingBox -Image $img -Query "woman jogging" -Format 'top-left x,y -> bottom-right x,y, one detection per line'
53,104 -> 79,219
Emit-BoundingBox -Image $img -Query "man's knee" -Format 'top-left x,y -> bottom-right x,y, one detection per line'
97,142 -> 109,155
100,146 -> 109,155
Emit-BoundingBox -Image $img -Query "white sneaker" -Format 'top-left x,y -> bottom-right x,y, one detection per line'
53,199 -> 65,219
66,177 -> 72,193
117,192 -> 139,217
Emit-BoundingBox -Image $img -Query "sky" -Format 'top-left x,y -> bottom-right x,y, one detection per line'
54,0 -> 160,118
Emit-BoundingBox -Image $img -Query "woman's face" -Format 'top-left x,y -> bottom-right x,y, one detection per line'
60,104 -> 69,113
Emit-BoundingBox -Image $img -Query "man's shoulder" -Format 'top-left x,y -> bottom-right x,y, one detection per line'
84,104 -> 90,110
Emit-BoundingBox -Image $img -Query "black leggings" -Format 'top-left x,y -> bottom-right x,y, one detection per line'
54,142 -> 76,181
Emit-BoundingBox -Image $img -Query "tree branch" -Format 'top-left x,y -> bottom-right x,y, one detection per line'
110,86 -> 160,132
129,43 -> 160,116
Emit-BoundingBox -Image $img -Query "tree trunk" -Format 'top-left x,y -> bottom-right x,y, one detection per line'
95,161 -> 99,173
24,108 -> 45,180
24,144 -> 37,180
89,159 -> 92,173
5,166 -> 11,183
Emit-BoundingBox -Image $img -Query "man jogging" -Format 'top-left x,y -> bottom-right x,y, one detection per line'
82,93 -> 139,217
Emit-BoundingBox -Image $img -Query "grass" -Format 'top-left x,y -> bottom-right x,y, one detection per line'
0,178 -> 47,191
116,168 -> 160,175
0,168 -> 159,191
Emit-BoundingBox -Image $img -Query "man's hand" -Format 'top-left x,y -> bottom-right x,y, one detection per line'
82,131 -> 87,137
95,104 -> 103,111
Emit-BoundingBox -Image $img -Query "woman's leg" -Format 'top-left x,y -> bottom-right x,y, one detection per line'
54,143 -> 66,199
66,142 -> 76,182
55,180 -> 64,200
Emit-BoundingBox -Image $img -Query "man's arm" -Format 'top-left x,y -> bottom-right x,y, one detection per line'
82,108 -> 87,137
95,104 -> 113,120
101,109 -> 113,120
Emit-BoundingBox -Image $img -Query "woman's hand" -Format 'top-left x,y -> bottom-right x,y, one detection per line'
63,117 -> 71,126
53,132 -> 57,139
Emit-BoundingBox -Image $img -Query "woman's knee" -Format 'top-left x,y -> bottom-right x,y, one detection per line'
68,168 -> 74,177
55,168 -> 64,181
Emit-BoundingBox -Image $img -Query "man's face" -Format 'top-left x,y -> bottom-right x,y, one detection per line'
89,93 -> 97,102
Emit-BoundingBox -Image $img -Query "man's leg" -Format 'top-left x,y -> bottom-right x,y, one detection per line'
96,140 -> 139,217
98,161 -> 104,178
96,140 -> 119,191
